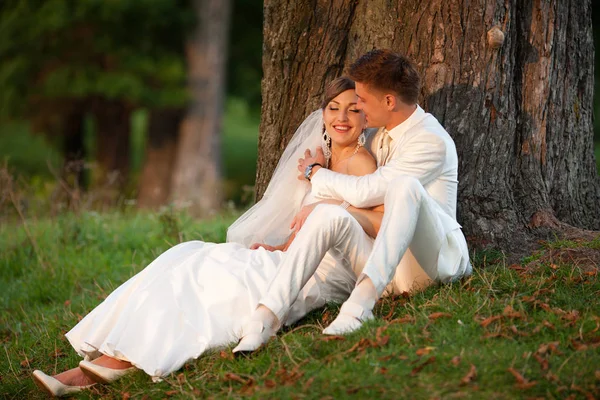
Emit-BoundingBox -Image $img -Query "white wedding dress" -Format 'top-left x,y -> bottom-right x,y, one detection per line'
66,240 -> 280,379
65,111 -> 356,380
65,195 -> 357,380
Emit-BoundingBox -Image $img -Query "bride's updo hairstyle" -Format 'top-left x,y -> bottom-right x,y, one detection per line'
320,76 -> 356,109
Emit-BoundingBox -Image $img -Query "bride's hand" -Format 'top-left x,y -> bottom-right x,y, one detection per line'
250,243 -> 277,251
290,203 -> 317,233
297,147 -> 326,180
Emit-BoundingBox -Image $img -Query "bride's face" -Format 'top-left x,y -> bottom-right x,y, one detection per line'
323,89 -> 366,147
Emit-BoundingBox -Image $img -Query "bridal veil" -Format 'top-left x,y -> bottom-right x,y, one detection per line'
227,110 -> 324,247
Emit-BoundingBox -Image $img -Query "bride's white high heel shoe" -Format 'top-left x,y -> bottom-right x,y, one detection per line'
232,320 -> 275,353
32,370 -> 95,397
79,360 -> 136,384
323,301 -> 374,335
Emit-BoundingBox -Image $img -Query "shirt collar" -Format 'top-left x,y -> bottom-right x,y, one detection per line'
386,105 -> 426,141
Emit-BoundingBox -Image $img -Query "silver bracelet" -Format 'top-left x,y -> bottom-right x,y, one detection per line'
340,201 -> 350,210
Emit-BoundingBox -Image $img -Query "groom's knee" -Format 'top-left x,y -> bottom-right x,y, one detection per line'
386,176 -> 424,204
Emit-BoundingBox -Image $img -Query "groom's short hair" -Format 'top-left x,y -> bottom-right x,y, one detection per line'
349,49 -> 421,104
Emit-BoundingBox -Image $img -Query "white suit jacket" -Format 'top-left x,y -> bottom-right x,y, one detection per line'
311,105 -> 470,291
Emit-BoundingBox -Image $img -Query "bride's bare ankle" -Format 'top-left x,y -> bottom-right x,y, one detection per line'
54,367 -> 96,386
92,355 -> 133,369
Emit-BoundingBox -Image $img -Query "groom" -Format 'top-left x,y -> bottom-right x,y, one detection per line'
234,49 -> 471,351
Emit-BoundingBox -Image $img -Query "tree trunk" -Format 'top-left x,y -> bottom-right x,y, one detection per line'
92,99 -> 131,193
170,0 -> 231,216
257,0 -> 600,248
60,108 -> 86,209
137,108 -> 183,209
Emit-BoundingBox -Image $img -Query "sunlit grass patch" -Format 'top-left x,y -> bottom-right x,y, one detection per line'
1,215 -> 599,399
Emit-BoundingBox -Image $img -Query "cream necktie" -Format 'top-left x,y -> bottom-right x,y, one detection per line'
376,129 -> 392,167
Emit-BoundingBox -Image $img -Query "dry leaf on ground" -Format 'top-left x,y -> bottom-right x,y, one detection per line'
460,364 -> 477,386
410,356 -> 436,376
428,312 -> 452,320
507,367 -> 537,389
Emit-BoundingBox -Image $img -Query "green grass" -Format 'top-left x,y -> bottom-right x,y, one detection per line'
1,212 -> 599,399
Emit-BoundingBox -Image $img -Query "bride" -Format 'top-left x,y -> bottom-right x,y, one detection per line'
32,77 -> 383,396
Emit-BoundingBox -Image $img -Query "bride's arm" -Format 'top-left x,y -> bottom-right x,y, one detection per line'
346,204 -> 384,238
344,152 -> 384,238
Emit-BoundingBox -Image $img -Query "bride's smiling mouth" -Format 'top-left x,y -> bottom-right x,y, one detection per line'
332,124 -> 352,133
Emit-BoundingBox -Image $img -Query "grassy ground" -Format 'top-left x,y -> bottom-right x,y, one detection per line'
1,212 -> 599,399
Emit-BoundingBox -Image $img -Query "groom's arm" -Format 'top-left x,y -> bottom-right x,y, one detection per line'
311,133 -> 447,208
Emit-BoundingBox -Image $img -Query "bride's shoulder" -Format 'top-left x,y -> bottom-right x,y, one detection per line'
347,147 -> 377,177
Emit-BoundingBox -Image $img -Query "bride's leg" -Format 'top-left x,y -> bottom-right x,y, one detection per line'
53,367 -> 97,386
90,354 -> 133,370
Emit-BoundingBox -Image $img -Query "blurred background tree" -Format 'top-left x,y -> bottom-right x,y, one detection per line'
0,0 -> 598,221
0,0 -> 262,214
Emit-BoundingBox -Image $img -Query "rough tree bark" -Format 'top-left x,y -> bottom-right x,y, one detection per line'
137,108 -> 183,209
256,0 -> 600,248
170,0 -> 231,216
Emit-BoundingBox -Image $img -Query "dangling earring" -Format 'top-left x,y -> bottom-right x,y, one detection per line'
357,130 -> 367,148
322,128 -> 332,164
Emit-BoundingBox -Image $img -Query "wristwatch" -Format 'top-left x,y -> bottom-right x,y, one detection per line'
304,163 -> 322,181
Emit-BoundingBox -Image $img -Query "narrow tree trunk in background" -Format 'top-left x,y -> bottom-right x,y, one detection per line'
170,0 -> 231,216
257,0 -> 600,249
93,99 -> 131,194
137,108 -> 183,209
61,108 -> 86,189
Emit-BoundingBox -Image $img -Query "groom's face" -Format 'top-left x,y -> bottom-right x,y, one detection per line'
355,82 -> 390,128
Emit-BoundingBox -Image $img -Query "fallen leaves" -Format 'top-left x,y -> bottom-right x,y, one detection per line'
49,348 -> 65,359
533,353 -> 549,370
503,305 -> 525,319
344,325 -> 391,356
20,355 -> 33,368
537,341 -> 562,356
507,367 -> 537,389
479,315 -> 502,328
428,312 -> 452,320
415,347 -> 435,356
410,356 -> 436,376
460,364 -> 477,386
223,372 -> 251,385
319,335 -> 345,342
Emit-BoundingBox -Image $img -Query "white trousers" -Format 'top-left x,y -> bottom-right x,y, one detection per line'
263,176 -> 471,323
361,176 -> 470,296
262,205 -> 374,323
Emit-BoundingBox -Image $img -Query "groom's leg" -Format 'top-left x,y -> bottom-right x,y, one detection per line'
233,204 -> 373,352
285,253 -> 358,326
361,176 -> 446,296
260,204 -> 373,323
325,176 -> 447,334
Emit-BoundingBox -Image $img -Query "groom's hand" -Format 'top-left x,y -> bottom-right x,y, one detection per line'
297,147 -> 326,180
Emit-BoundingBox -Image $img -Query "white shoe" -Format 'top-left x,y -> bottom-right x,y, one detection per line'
32,370 -> 95,397
79,360 -> 136,384
232,320 -> 275,354
323,301 -> 374,335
